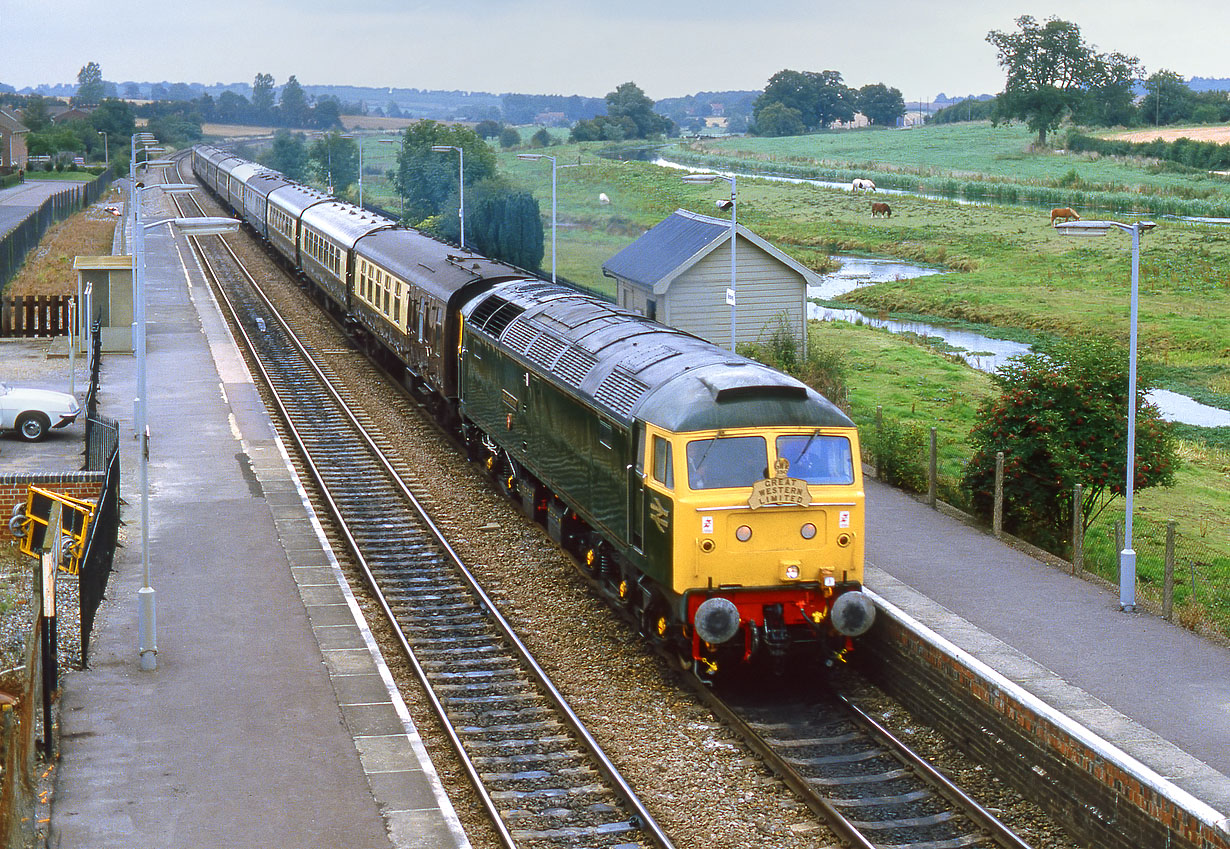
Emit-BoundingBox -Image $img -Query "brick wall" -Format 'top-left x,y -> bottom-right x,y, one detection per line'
858,597 -> 1230,849
1,473 -> 105,516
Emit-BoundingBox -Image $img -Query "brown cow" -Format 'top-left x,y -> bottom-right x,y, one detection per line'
871,201 -> 892,218
1051,207 -> 1080,226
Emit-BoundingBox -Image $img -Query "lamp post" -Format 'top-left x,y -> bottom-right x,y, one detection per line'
340,134 -> 366,209
1056,218 -> 1156,612
682,172 -> 738,351
378,138 -> 401,217
132,180 -> 240,670
97,131 -> 107,167
431,145 -> 465,249
518,153 -> 557,282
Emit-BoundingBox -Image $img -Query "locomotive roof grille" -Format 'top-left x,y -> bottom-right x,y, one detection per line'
555,347 -> 598,385
594,368 -> 649,417
487,302 -> 526,336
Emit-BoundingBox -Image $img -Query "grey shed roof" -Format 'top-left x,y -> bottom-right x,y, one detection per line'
602,208 -> 821,296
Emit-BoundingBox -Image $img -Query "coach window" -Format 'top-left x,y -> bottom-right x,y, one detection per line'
393,283 -> 402,325
417,303 -> 425,342
652,435 -> 674,489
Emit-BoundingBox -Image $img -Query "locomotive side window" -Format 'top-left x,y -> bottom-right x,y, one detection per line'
652,436 -> 674,488
598,421 -> 614,450
776,434 -> 855,485
686,436 -> 767,490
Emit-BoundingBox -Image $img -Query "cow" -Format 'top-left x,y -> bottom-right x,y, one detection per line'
1051,207 -> 1080,226
598,192 -> 610,205
852,178 -> 876,192
871,202 -> 892,218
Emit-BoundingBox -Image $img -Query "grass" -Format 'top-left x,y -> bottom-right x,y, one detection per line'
2,186 -> 123,297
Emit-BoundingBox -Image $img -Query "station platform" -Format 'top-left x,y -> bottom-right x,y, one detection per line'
27,189 -> 470,848
865,479 -> 1230,817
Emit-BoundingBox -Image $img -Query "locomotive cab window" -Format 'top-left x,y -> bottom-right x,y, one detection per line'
776,434 -> 855,485
686,435 -> 767,490
652,436 -> 674,488
598,421 -> 615,450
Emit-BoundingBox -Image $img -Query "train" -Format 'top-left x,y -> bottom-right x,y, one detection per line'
191,144 -> 875,677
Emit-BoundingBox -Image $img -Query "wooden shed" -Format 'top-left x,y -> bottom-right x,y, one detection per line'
601,209 -> 819,351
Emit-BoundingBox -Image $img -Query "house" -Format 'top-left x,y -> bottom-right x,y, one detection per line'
0,108 -> 29,172
602,208 -> 820,351
51,107 -> 93,125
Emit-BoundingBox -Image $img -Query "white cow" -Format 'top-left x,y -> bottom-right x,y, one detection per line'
598,192 -> 611,205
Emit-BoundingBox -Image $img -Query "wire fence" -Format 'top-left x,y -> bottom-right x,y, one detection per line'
865,419 -> 1230,642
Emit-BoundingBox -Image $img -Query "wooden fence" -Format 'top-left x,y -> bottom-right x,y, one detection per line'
0,294 -> 73,338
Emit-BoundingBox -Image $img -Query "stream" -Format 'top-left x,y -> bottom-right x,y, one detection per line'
811,257 -> 1230,428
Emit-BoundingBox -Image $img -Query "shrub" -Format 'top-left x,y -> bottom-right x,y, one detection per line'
869,417 -> 928,493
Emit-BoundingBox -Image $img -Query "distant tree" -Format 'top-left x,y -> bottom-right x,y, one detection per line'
20,94 -> 51,131
987,15 -> 1141,146
309,131 -> 358,192
123,82 -> 141,98
216,90 -> 251,124
252,73 -> 275,123
149,83 -> 168,101
570,81 -> 673,141
752,101 -> 805,137
605,81 -> 673,137
89,99 -> 135,142
962,338 -> 1176,553
1075,51 -> 1141,127
266,129 -> 309,181
279,76 -> 310,127
167,82 -> 195,101
74,62 -> 104,106
529,127 -> 552,148
465,178 -> 544,271
385,100 -> 403,119
1139,70 -> 1195,126
391,120 -> 497,224
753,69 -> 854,131
474,120 -> 502,139
312,97 -> 342,129
498,126 -> 521,148
856,83 -> 906,126
930,97 -> 997,124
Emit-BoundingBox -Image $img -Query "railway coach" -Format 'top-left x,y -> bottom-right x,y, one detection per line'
189,144 -> 874,677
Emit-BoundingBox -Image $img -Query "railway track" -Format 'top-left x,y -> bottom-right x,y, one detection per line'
699,676 -> 1036,849
164,170 -> 675,849
160,156 -> 1053,849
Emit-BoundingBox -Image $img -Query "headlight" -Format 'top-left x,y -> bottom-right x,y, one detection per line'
800,523 -> 816,540
785,564 -> 800,580
735,525 -> 752,542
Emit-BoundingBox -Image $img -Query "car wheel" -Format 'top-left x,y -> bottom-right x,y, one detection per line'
15,412 -> 50,442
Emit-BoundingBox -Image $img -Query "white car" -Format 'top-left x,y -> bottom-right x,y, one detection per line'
0,382 -> 81,442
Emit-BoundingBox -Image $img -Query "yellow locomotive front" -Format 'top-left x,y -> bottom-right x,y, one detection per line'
641,422 -> 874,673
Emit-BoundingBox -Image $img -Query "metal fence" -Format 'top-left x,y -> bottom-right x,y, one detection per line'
0,169 -> 114,293
77,438 -> 120,666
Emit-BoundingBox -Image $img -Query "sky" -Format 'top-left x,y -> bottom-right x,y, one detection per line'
2,0 -> 1228,102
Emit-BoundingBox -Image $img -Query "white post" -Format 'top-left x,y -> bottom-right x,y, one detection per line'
728,174 -> 737,351
133,183 -> 156,670
1120,224 -> 1141,612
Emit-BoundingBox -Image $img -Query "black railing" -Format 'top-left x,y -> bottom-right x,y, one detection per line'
77,437 -> 120,667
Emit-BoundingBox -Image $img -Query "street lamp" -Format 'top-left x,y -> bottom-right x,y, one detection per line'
682,172 -> 738,351
1056,218 -> 1157,612
339,134 -> 367,210
378,139 -> 402,216
132,180 -> 240,670
518,153 -> 557,282
431,145 -> 465,249
97,131 -> 107,167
